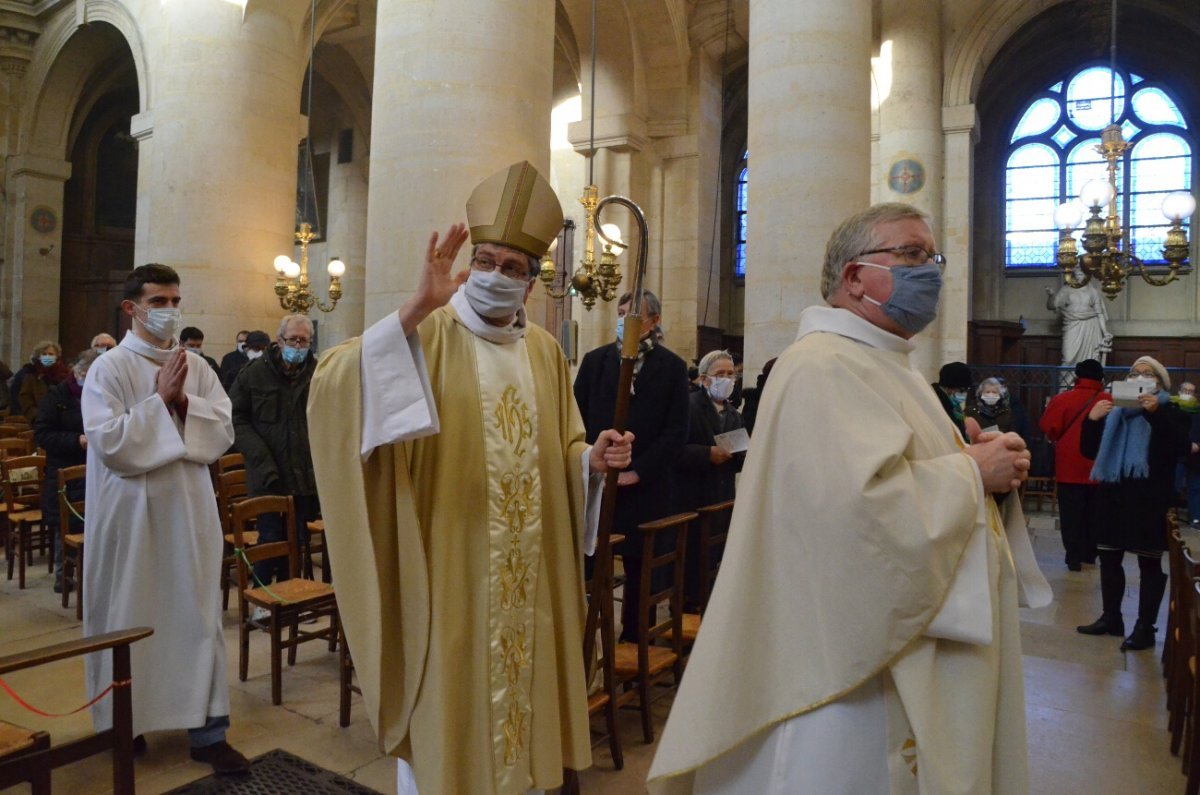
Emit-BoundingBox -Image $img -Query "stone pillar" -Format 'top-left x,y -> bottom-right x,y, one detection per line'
365,0 -> 556,325
878,0 -> 944,376
133,3 -> 303,354
745,0 -> 872,373
940,104 -> 979,369
6,156 -> 70,355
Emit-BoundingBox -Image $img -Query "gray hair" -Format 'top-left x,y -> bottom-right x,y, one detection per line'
698,349 -> 734,376
618,289 -> 662,318
73,349 -> 100,372
277,314 -> 314,339
976,377 -> 1003,398
821,203 -> 931,300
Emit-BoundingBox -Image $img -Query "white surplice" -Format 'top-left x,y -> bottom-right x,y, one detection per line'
82,331 -> 234,735
648,306 -> 1050,795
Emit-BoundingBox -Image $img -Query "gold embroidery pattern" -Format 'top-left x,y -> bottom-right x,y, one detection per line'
494,385 -> 534,458
502,697 -> 529,766
500,625 -> 529,689
901,737 -> 918,776
499,547 -> 531,609
500,472 -> 536,535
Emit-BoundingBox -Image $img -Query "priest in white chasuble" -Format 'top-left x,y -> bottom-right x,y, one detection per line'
648,203 -> 1052,794
307,162 -> 633,795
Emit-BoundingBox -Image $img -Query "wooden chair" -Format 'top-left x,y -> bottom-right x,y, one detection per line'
1022,477 -> 1057,514
0,437 -> 32,458
1185,578 -> 1200,794
3,454 -> 47,588
306,518 -> 330,583
666,500 -> 736,647
216,468 -> 253,610
58,464 -> 87,619
230,495 -> 339,706
613,512 -> 694,744
0,627 -> 153,795
338,625 -> 361,728
584,532 -> 625,770
210,452 -> 245,493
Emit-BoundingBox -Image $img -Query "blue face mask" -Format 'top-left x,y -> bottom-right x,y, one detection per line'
39,354 -> 57,367
615,315 -> 625,345
281,346 -> 308,365
857,262 -> 943,334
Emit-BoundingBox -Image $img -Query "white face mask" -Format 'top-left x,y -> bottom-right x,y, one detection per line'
1181,393 -> 1196,402
1131,375 -> 1159,393
246,349 -> 264,361
707,376 -> 735,402
464,269 -> 528,319
236,342 -> 246,353
980,393 -> 1001,406
134,304 -> 181,342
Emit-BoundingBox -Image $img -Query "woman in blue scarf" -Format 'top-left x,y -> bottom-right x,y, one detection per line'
1076,356 -> 1190,651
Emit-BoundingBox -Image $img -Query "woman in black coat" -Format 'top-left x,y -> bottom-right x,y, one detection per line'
1076,356 -> 1190,651
33,350 -> 95,592
674,350 -> 745,610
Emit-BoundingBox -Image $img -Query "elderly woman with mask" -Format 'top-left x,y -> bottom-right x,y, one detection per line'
33,349 -> 97,592
967,377 -> 1015,435
17,340 -> 70,420
674,349 -> 745,610
1077,356 -> 1190,651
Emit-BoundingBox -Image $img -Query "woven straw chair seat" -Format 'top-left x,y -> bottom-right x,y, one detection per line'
224,531 -> 260,547
0,720 -> 36,757
245,578 -> 334,607
614,642 -> 677,678
661,612 -> 701,644
64,533 -> 84,548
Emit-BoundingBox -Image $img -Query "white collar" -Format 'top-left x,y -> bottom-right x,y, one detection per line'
449,286 -> 527,345
796,305 -> 915,355
120,329 -> 178,363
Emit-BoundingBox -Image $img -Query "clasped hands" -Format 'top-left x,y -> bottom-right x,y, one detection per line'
590,429 -> 634,477
156,347 -> 190,414
963,430 -> 1031,493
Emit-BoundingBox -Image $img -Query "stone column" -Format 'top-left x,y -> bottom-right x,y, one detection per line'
365,0 -> 556,325
133,2 -> 304,354
878,0 -> 944,376
745,0 -> 872,373
939,104 -> 979,368
6,156 -> 70,354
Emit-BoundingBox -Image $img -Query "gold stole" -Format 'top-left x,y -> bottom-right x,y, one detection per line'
475,336 -> 543,791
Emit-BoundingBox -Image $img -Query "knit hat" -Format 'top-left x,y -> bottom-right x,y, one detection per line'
1074,359 -> 1104,382
937,361 -> 972,389
1131,355 -> 1170,391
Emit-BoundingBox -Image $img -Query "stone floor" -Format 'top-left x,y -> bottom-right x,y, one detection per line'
0,511 -> 1184,794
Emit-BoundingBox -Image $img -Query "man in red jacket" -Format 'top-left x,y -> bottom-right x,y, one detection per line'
1041,358 -> 1111,570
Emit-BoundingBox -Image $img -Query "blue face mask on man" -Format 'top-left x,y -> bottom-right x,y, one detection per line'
856,261 -> 943,335
615,315 -> 625,345
281,345 -> 309,365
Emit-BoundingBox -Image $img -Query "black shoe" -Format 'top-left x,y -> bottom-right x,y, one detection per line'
1077,614 -> 1125,636
133,734 -> 147,756
1120,620 -> 1157,651
190,741 -> 250,775
1067,561 -> 1082,572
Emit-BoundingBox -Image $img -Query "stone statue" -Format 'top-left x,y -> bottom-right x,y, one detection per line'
1046,270 -> 1113,368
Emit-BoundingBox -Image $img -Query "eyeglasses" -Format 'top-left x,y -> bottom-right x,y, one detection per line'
472,255 -> 535,282
855,245 -> 946,271
281,336 -> 311,348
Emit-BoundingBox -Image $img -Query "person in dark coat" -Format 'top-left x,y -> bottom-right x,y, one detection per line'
33,349 -> 97,591
180,326 -> 221,375
218,329 -> 250,391
1077,356 -> 1190,651
1040,359 -> 1111,570
1175,381 -> 1200,526
674,349 -> 745,609
739,357 -> 776,436
574,289 -> 690,642
932,360 -> 971,439
17,341 -> 71,420
229,316 -> 320,589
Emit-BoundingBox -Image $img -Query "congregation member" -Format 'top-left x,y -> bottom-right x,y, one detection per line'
574,288 -> 690,642
33,349 -> 97,593
307,162 -> 632,795
1077,356 -> 1190,651
82,263 -> 248,774
648,202 -> 1049,794
218,329 -> 250,390
673,348 -> 745,609
968,376 -> 1018,436
16,341 -> 70,420
931,360 -> 972,439
91,333 -> 117,353
180,326 -> 221,374
1040,359 -> 1110,570
1175,381 -> 1200,527
230,313 -> 321,596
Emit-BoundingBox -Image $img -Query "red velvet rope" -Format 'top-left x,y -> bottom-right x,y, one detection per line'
0,676 -> 129,718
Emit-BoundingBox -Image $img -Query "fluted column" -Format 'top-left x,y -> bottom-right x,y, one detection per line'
744,0 -> 872,373
133,3 -> 303,353
365,0 -> 556,325
879,0 -> 946,375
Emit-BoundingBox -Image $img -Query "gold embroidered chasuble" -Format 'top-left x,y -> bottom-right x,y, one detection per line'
307,306 -> 592,795
648,306 -> 1047,794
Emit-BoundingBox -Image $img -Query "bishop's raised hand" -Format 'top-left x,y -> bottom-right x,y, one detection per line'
399,223 -> 471,336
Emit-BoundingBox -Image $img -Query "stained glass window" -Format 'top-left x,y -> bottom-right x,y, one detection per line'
735,150 -> 748,278
1005,65 -> 1192,270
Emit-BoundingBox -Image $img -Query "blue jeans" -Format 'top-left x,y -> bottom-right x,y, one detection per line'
251,494 -> 318,585
188,715 -> 229,748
